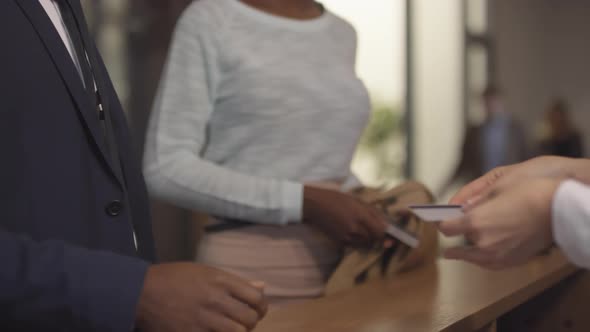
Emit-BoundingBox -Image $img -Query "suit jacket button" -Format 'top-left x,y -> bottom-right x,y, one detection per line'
106,200 -> 123,217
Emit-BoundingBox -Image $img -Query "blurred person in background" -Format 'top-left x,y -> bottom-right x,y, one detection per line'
144,0 -> 392,307
442,86 -> 528,194
538,98 -> 584,158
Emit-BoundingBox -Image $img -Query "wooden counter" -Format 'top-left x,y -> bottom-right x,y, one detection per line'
256,250 -> 577,332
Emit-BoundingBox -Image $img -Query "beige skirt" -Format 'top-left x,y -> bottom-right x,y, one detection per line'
196,223 -> 342,308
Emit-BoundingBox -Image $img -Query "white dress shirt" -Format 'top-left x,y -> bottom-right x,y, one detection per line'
552,179 -> 590,269
39,0 -> 84,79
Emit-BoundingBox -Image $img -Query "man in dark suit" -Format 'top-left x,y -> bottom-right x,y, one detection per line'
0,0 -> 266,330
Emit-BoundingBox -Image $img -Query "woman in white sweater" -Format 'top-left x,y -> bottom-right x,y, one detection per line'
144,0 -> 388,306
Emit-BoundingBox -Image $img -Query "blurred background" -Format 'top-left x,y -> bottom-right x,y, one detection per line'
80,0 -> 590,260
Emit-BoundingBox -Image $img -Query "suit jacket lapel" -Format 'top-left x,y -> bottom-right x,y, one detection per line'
14,0 -> 123,185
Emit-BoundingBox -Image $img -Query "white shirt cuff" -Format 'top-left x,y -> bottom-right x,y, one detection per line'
281,181 -> 303,224
552,179 -> 590,269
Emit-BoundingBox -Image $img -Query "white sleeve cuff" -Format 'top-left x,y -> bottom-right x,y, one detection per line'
281,181 -> 303,224
552,179 -> 590,269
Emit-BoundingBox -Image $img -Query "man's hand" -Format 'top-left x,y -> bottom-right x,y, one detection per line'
302,185 -> 388,247
450,156 -> 585,207
439,177 -> 561,269
136,263 -> 267,332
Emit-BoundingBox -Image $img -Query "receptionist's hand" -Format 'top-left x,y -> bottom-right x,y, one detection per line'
302,185 -> 388,247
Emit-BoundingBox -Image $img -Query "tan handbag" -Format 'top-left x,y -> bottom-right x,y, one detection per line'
325,181 -> 439,295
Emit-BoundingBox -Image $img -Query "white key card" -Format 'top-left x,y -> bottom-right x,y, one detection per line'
408,204 -> 464,222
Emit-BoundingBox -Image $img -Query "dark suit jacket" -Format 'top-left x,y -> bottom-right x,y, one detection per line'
0,1 -> 156,330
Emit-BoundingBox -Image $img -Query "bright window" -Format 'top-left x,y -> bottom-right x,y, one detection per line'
322,0 -> 407,187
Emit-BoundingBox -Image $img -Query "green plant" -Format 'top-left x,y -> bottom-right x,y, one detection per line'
359,105 -> 403,148
353,104 -> 406,187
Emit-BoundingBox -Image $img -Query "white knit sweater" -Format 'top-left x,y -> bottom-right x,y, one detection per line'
143,0 -> 371,225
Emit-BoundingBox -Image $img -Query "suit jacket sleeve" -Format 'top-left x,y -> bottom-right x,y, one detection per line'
0,230 -> 149,331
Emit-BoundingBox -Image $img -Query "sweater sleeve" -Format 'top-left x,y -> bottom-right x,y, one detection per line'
143,3 -> 302,225
552,179 -> 590,269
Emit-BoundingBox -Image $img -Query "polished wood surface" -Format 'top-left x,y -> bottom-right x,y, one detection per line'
256,250 -> 576,332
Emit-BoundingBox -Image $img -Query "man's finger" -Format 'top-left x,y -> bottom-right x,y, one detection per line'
215,295 -> 260,330
438,218 -> 470,237
449,177 -> 490,205
450,167 -> 508,205
222,275 -> 267,318
250,281 -> 266,290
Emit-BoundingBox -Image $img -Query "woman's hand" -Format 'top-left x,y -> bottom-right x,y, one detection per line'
302,185 -> 388,247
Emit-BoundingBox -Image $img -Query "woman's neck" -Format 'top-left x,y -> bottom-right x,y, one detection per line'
239,0 -> 323,20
